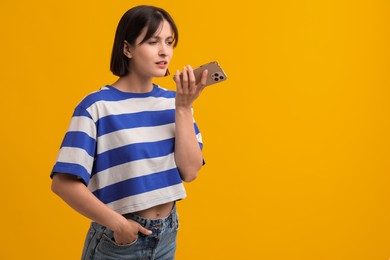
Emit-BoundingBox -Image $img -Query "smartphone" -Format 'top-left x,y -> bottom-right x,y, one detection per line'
176,61 -> 228,87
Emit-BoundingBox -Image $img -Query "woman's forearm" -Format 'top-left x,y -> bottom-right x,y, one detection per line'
51,173 -> 127,232
174,107 -> 203,182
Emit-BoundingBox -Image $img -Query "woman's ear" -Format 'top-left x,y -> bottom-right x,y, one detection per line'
123,40 -> 132,58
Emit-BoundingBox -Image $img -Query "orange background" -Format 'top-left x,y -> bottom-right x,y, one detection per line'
1,0 -> 389,259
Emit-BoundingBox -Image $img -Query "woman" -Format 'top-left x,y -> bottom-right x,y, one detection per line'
51,5 -> 207,259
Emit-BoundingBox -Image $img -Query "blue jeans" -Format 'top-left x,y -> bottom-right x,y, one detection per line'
81,205 -> 179,260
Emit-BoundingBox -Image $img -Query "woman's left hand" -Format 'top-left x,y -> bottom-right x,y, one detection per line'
174,65 -> 208,109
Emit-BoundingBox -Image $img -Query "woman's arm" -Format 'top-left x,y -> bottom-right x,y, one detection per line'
173,65 -> 208,182
51,173 -> 151,244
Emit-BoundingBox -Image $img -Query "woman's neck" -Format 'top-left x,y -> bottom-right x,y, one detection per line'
111,74 -> 153,93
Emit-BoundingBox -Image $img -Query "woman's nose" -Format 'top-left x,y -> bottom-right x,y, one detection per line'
158,44 -> 168,56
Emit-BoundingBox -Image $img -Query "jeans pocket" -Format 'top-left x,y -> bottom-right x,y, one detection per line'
94,233 -> 144,259
101,234 -> 139,247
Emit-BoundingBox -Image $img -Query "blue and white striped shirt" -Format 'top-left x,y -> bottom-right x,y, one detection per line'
51,84 -> 203,214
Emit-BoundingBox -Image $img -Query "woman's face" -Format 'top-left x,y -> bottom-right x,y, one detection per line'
128,19 -> 174,79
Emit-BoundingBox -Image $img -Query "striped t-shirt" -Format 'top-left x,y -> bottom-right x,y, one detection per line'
51,84 -> 203,214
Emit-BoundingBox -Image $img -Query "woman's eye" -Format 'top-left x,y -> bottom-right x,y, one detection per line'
148,41 -> 157,45
166,41 -> 173,46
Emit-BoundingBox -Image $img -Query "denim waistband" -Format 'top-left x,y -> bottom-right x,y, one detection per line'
122,203 -> 177,230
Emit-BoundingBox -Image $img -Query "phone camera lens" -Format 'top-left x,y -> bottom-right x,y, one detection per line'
219,76 -> 224,80
214,78 -> 219,81
214,73 -> 219,77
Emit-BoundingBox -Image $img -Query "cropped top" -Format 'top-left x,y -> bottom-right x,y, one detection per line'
51,84 -> 203,214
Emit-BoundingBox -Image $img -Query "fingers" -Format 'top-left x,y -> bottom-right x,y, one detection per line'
181,66 -> 189,93
176,65 -> 198,91
138,225 -> 152,235
175,65 -> 206,108
199,69 -> 208,91
187,65 -> 196,93
173,69 -> 181,85
113,220 -> 152,245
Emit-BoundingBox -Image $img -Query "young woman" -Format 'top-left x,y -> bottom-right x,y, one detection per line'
51,5 -> 207,259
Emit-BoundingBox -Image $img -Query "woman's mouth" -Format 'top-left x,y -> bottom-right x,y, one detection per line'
156,61 -> 168,69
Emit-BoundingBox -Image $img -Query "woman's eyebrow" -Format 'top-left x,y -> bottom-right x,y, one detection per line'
151,35 -> 173,40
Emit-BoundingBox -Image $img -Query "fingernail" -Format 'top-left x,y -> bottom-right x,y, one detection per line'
188,65 -> 192,69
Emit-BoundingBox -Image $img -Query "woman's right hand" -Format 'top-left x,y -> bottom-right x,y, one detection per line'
113,217 -> 152,245
51,173 -> 152,245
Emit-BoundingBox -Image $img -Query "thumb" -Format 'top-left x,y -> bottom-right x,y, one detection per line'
138,225 -> 152,236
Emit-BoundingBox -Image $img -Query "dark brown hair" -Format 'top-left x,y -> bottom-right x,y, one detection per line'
110,5 -> 179,77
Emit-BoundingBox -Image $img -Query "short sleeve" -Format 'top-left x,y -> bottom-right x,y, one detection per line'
193,112 -> 205,165
50,106 -> 97,185
193,121 -> 203,150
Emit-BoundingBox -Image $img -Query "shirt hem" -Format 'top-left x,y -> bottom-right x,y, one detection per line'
112,193 -> 187,215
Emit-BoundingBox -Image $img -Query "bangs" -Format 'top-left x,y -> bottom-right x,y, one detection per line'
139,12 -> 178,47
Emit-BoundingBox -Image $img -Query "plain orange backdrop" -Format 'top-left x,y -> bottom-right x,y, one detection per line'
0,0 -> 390,259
